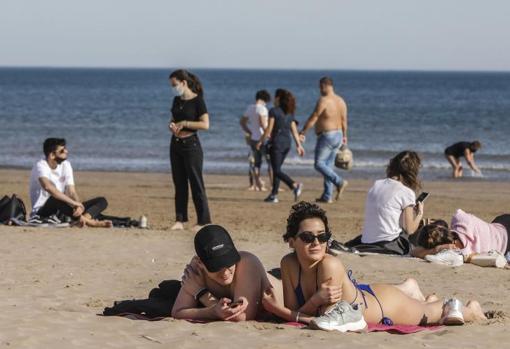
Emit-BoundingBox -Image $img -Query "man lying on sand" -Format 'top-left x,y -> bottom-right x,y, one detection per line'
29,138 -> 112,227
171,224 -> 283,321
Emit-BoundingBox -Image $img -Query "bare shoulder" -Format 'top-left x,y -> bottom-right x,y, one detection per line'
237,251 -> 267,274
335,95 -> 347,108
239,251 -> 263,265
281,253 -> 298,269
319,254 -> 345,272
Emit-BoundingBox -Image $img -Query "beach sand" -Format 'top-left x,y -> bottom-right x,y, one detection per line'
1,169 -> 509,348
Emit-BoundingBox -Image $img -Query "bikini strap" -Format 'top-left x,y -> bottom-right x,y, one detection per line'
347,270 -> 368,308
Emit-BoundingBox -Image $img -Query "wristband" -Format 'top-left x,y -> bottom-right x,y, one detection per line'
295,311 -> 301,323
194,288 -> 208,301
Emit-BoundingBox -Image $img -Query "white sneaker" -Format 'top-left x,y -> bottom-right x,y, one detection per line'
441,298 -> 465,325
309,301 -> 367,333
425,249 -> 464,267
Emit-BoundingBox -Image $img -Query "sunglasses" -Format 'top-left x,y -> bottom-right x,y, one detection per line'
296,231 -> 331,244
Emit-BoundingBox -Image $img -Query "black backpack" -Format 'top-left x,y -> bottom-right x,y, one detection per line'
0,194 -> 27,224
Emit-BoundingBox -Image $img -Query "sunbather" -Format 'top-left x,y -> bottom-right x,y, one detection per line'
261,202 -> 487,331
171,224 -> 282,321
412,210 -> 509,258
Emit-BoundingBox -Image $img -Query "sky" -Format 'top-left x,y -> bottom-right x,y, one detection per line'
1,0 -> 509,71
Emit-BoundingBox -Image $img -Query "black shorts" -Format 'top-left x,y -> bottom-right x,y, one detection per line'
492,214 -> 510,253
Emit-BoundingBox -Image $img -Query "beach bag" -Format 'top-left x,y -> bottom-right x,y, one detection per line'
103,280 -> 181,318
335,145 -> 353,170
0,194 -> 27,224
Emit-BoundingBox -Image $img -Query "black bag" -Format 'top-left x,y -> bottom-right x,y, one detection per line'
0,194 -> 27,224
103,280 -> 182,318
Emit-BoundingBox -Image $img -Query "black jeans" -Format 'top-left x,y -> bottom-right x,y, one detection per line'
170,135 -> 211,225
269,146 -> 295,196
37,196 -> 108,219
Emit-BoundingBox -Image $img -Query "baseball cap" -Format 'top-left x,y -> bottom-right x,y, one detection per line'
194,225 -> 241,273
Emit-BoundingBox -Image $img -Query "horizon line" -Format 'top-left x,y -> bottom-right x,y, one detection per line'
1,65 -> 509,74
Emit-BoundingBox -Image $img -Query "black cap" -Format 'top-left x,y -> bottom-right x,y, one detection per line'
194,225 -> 241,273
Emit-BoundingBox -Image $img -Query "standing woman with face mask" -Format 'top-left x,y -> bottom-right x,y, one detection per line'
168,69 -> 211,231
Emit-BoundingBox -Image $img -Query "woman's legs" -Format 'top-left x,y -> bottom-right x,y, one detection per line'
368,284 -> 486,325
269,148 -> 295,196
170,139 -> 189,226
183,139 -> 211,226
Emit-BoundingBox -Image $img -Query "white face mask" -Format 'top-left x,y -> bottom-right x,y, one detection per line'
172,83 -> 185,97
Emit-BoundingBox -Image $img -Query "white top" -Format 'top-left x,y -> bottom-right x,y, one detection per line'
243,102 -> 268,141
29,159 -> 75,214
361,178 -> 416,243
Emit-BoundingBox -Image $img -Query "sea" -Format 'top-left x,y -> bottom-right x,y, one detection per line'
1,68 -> 510,181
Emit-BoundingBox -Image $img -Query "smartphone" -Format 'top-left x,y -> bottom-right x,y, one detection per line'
416,192 -> 429,204
229,300 -> 243,308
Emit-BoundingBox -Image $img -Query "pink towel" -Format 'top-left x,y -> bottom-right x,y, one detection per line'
367,323 -> 442,334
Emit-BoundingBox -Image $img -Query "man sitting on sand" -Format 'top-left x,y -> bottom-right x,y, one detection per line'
29,138 -> 112,227
172,224 -> 283,321
299,77 -> 348,203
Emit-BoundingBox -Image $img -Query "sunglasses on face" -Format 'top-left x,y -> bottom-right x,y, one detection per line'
296,231 -> 331,244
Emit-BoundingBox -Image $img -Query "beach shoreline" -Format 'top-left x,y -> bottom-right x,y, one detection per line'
1,168 -> 509,348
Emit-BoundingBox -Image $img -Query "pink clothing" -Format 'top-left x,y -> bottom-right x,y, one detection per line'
451,209 -> 508,255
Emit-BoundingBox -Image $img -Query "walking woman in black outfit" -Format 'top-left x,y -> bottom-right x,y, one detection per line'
168,69 -> 211,231
257,89 -> 305,203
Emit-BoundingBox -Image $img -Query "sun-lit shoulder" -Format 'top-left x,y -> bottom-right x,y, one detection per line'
320,254 -> 345,271
280,253 -> 298,269
239,251 -> 262,265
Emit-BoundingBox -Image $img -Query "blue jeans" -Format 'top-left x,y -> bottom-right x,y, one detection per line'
314,130 -> 343,200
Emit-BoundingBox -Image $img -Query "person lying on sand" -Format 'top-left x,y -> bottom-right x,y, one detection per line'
171,224 -> 282,321
412,210 -> 509,260
29,138 -> 112,228
261,202 -> 487,332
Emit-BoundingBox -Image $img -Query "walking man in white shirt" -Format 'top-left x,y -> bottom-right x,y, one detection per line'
240,90 -> 272,191
29,138 -> 112,227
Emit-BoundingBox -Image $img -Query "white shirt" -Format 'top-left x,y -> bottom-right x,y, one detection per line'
361,178 -> 416,243
29,159 -> 75,214
243,102 -> 268,141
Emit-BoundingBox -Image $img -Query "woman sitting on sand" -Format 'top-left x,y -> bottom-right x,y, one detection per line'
345,151 -> 424,255
171,224 -> 282,321
261,202 -> 487,331
412,210 -> 510,259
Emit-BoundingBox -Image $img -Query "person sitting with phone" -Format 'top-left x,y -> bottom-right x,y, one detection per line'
343,151 -> 425,255
171,224 -> 283,321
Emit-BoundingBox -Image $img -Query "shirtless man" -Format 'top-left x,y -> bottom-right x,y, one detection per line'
172,224 -> 283,321
300,77 -> 348,203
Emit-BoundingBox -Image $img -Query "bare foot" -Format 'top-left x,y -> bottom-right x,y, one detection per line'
247,186 -> 256,191
171,222 -> 185,230
192,224 -> 207,233
86,219 -> 113,228
466,300 -> 487,321
335,180 -> 348,201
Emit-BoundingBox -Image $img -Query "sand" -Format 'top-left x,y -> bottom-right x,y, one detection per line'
1,168 -> 509,348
